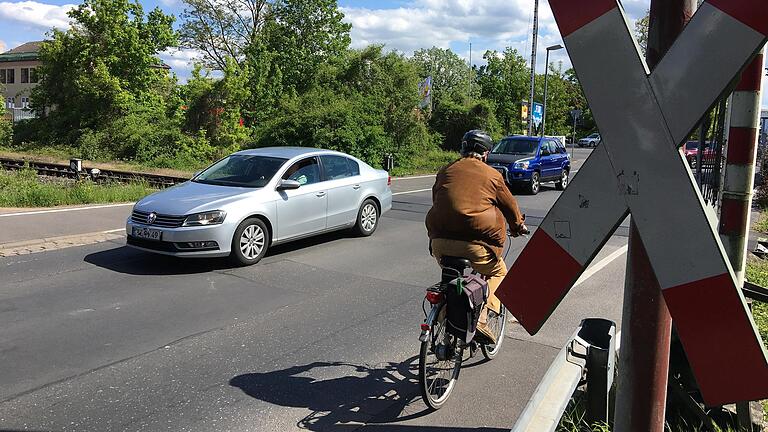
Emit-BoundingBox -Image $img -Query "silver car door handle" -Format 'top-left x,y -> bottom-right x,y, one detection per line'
316,191 -> 326,197
352,185 -> 361,190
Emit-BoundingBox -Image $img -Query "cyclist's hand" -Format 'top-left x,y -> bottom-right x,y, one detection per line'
508,223 -> 530,238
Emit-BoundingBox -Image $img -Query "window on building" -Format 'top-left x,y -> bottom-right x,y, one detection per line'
30,68 -> 38,83
6,68 -> 14,84
21,97 -> 29,109
6,97 -> 14,109
0,69 -> 5,84
21,68 -> 29,84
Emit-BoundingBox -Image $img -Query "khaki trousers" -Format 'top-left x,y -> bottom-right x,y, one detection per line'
430,238 -> 507,320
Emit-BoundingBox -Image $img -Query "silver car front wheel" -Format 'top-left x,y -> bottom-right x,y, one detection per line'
230,218 -> 270,266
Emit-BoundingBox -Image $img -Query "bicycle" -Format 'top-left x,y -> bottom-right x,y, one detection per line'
417,230 -> 522,410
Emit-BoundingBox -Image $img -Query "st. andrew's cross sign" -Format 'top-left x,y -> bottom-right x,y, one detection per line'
497,0 -> 768,406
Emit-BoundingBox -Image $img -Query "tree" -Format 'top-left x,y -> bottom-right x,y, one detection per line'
476,47 -> 529,134
635,9 -> 649,57
0,91 -> 11,146
254,46 -> 432,166
261,0 -> 351,94
411,47 -> 474,107
32,0 -> 177,144
179,0 -> 269,70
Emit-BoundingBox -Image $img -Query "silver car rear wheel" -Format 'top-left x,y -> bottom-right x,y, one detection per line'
230,218 -> 270,266
354,199 -> 379,236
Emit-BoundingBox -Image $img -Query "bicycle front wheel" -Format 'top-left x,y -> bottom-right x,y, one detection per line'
419,303 -> 463,410
481,304 -> 507,360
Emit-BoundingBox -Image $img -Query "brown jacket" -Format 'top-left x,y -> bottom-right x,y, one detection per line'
426,157 -> 525,257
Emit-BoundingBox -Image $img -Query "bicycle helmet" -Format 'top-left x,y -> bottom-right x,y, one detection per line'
461,130 -> 493,154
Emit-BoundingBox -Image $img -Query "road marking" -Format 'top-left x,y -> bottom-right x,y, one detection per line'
393,174 -> 436,180
0,202 -> 135,218
572,244 -> 628,288
392,188 -> 432,196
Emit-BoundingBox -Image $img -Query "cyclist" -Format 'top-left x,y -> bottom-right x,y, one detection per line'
426,130 -> 529,344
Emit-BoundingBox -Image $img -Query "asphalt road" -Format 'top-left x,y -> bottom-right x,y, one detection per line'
0,148 -> 632,431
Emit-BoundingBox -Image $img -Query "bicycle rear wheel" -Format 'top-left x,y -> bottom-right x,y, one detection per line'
481,304 -> 507,360
419,304 -> 463,410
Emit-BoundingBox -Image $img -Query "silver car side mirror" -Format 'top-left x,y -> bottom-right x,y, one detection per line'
277,179 -> 301,190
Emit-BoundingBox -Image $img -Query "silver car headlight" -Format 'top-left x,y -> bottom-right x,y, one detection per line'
183,210 -> 227,227
514,161 -> 530,170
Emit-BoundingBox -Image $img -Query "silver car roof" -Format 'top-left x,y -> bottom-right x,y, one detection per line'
234,147 -> 339,159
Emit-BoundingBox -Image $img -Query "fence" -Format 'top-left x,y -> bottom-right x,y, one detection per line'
8,108 -> 36,123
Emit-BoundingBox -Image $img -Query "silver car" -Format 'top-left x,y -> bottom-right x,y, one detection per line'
126,147 -> 393,265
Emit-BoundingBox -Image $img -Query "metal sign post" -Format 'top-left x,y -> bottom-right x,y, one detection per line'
498,0 -> 768,410
569,109 -> 581,159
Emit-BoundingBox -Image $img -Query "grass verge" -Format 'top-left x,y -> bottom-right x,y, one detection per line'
754,212 -> 768,234
389,148 -> 459,176
0,168 -> 155,207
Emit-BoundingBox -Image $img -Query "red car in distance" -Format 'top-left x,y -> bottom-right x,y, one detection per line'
682,141 -> 715,169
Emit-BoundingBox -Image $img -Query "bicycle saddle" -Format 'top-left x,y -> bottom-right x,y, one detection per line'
440,256 -> 472,272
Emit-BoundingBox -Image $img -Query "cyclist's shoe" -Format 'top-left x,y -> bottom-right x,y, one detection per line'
475,322 -> 497,344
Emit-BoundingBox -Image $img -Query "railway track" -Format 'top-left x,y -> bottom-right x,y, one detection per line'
0,158 -> 189,188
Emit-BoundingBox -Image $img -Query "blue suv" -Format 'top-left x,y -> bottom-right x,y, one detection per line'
486,135 -> 571,195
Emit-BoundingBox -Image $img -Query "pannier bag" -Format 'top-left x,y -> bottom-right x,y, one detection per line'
445,274 -> 488,344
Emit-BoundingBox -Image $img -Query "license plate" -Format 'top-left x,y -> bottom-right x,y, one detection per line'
132,226 -> 162,241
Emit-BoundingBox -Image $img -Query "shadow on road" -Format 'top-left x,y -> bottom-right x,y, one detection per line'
83,246 -> 231,275
83,230 -> 357,276
229,357 -> 472,431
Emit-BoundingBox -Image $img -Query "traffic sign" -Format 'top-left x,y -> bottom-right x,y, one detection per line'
531,102 -> 544,127
569,109 -> 582,121
497,0 -> 768,406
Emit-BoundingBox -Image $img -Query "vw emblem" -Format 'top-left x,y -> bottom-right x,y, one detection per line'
146,212 -> 157,225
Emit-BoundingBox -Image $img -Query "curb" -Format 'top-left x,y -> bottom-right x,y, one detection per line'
0,230 -> 125,258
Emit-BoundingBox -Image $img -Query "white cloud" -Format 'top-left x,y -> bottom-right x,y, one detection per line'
0,40 -> 6,53
0,1 -> 75,30
342,0 -> 647,73
342,0 -> 534,55
159,48 -> 203,82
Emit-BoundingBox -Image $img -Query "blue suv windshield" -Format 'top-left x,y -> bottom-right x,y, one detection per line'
492,138 -> 538,155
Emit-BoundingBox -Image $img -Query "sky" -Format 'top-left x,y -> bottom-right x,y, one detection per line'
0,0 -> 766,108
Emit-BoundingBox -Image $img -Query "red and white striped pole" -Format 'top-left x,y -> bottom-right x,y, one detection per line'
718,45 -> 765,429
720,48 -> 766,284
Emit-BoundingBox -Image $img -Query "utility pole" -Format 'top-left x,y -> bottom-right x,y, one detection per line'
528,0 -> 539,136
614,1 -> 696,431
469,42 -> 472,98
719,46 -> 765,430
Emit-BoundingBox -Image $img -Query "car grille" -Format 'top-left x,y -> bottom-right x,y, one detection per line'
491,165 -> 509,179
127,235 -> 179,252
131,210 -> 186,228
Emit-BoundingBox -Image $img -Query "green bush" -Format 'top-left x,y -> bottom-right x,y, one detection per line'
430,99 -> 501,151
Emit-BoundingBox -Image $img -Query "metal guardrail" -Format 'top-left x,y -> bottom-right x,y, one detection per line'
0,157 -> 189,188
743,281 -> 768,303
511,318 -> 617,432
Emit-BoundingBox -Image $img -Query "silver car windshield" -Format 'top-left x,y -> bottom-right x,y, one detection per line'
193,155 -> 288,188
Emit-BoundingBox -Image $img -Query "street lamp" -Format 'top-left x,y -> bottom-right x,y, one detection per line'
541,44 -> 564,138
